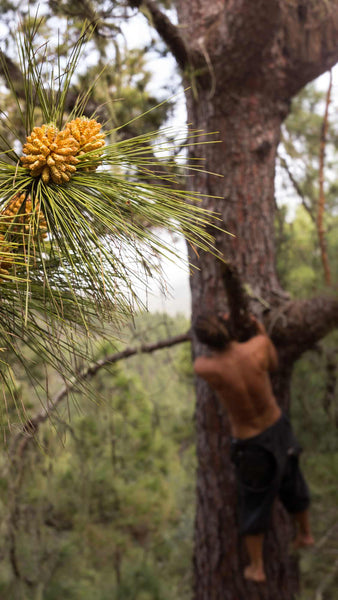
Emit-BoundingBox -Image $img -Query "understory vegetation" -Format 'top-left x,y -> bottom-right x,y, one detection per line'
0,309 -> 337,599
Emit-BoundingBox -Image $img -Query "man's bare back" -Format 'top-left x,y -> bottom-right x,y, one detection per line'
193,320 -> 281,438
192,312 -> 313,583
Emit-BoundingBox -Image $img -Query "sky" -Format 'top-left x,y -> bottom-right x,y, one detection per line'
137,233 -> 192,316
119,11 -> 192,316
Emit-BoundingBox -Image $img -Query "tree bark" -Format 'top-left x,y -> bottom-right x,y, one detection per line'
185,86 -> 299,597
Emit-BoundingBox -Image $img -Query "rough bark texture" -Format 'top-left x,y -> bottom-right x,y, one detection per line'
136,1 -> 338,598
186,87 -> 299,597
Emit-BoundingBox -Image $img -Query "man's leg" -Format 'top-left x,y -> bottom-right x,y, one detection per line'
232,443 -> 276,583
278,447 -> 313,550
244,533 -> 266,582
292,509 -> 314,548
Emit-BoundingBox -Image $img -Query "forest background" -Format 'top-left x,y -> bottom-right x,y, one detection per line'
0,1 -> 337,599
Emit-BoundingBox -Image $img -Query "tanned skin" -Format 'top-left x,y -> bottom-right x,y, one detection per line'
193,316 -> 314,583
194,318 -> 280,438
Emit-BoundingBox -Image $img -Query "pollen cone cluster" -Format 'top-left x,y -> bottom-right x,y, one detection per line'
0,193 -> 48,239
65,117 -> 105,171
21,124 -> 79,184
0,193 -> 48,276
0,236 -> 14,276
20,118 -> 105,183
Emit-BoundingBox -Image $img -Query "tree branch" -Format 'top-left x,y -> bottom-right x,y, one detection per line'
171,0 -> 283,88
267,295 -> 338,359
129,0 -> 191,70
218,261 -> 258,341
222,0 -> 281,69
281,1 -> 338,95
278,155 -> 316,223
0,50 -> 176,186
0,50 -> 25,97
10,332 -> 191,454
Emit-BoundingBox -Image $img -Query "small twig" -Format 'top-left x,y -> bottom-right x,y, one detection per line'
10,331 -> 191,454
278,154 -> 316,223
315,556 -> 338,600
314,519 -> 338,551
129,0 -> 190,70
317,70 -> 333,286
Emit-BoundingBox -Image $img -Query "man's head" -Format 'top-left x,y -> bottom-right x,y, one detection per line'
193,312 -> 232,351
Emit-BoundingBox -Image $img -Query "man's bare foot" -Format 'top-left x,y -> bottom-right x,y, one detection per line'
244,564 -> 266,583
293,533 -> 315,550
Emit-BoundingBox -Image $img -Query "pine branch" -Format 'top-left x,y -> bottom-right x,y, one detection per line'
10,331 -> 191,454
129,0 -> 190,70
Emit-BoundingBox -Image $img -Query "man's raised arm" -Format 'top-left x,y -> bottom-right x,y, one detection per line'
251,316 -> 278,372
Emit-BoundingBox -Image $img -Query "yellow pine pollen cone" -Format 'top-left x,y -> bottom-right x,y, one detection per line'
0,193 -> 48,241
65,117 -> 105,171
21,124 -> 80,184
0,234 -> 14,275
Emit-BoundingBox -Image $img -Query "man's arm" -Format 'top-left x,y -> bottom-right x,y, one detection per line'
194,356 -> 225,390
251,317 -> 278,372
265,337 -> 278,372
194,356 -> 214,379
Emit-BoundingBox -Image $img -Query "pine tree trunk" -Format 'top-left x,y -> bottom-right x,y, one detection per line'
185,87 -> 299,598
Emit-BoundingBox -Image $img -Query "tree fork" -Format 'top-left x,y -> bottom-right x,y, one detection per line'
218,260 -> 258,341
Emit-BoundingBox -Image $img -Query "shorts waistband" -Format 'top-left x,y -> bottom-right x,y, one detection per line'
231,412 -> 288,447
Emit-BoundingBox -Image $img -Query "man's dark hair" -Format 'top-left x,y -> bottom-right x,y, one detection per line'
193,313 -> 232,350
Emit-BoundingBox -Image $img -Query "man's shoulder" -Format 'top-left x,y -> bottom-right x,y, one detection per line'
194,353 -> 227,375
241,334 -> 270,353
194,354 -> 214,373
241,334 -> 277,370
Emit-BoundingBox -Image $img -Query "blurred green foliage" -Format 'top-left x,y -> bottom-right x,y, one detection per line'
0,309 -> 336,599
0,313 -> 196,600
277,82 -> 338,294
275,82 -> 338,599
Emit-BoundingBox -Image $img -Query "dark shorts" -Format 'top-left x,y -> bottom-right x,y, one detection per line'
230,413 -> 310,535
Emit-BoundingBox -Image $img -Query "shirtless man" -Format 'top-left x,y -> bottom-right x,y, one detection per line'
193,312 -> 314,583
